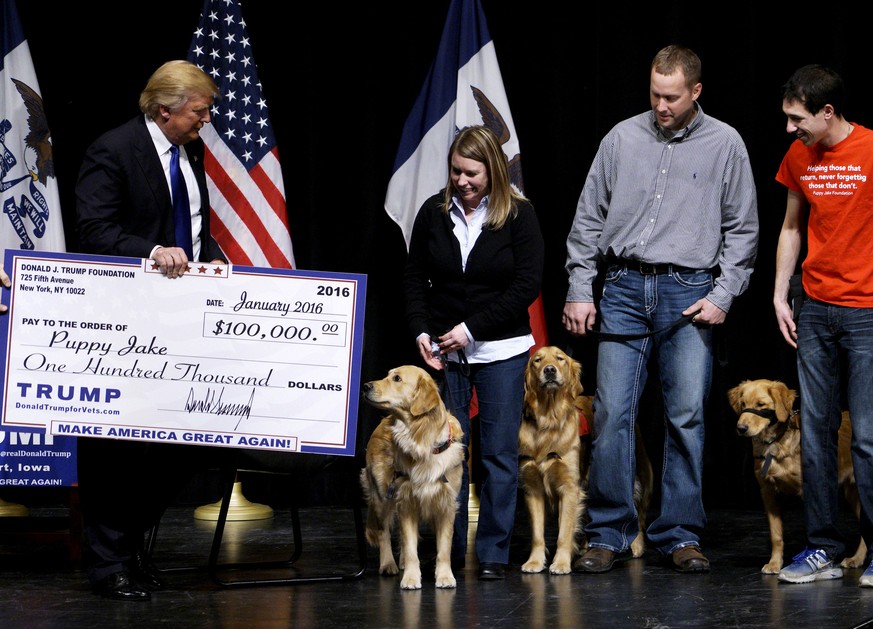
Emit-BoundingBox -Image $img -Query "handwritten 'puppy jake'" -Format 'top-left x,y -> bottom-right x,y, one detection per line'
360,365 -> 464,589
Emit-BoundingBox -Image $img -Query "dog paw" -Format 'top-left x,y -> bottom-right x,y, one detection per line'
400,577 -> 422,590
630,533 -> 646,558
548,561 -> 572,575
761,563 -> 781,574
841,556 -> 865,569
378,561 -> 399,576
435,574 -> 457,588
379,552 -> 400,577
521,559 -> 546,573
400,566 -> 422,590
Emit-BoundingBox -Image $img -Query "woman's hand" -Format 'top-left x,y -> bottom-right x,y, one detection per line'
417,335 -> 444,371
435,324 -> 469,353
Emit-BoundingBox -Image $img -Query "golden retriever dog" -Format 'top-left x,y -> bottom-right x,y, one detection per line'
518,346 -> 653,574
360,365 -> 465,589
727,379 -> 865,573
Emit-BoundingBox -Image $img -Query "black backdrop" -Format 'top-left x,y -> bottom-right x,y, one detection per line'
17,1 -> 873,508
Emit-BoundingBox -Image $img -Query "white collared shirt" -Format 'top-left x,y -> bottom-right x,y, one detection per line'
145,115 -> 203,260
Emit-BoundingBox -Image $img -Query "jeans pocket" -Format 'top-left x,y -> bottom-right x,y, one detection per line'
604,263 -> 625,284
672,269 -> 714,289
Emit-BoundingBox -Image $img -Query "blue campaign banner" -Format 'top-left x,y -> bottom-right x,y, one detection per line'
0,246 -> 79,486
0,427 -> 77,487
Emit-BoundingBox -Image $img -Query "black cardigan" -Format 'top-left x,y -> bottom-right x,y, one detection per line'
403,192 -> 544,343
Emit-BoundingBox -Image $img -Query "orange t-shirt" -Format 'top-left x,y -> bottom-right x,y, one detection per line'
776,123 -> 873,306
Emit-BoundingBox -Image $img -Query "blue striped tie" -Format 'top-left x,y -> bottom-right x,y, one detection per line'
169,145 -> 193,259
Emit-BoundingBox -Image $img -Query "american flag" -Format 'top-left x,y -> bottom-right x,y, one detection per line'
187,0 -> 295,269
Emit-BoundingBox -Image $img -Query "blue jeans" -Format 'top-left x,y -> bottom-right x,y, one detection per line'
796,299 -> 873,561
443,351 -> 527,565
587,264 -> 713,555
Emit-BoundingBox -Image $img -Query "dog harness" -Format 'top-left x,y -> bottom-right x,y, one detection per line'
519,451 -> 563,466
744,407 -> 799,477
385,427 -> 461,499
386,474 -> 402,500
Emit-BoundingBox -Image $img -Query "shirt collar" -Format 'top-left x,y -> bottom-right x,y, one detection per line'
145,115 -> 174,156
450,193 -> 489,216
651,103 -> 704,142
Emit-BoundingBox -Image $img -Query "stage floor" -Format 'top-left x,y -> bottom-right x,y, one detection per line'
1,498 -> 872,628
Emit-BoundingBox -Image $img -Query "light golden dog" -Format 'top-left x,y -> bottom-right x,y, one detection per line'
360,365 -> 465,589
518,346 -> 653,574
727,378 -> 865,573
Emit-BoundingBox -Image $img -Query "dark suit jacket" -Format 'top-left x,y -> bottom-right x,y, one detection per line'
74,116 -> 227,581
75,115 -> 225,262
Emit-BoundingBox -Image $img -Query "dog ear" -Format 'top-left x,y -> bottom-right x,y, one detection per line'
524,356 -> 537,395
409,375 -> 441,417
570,356 -> 584,398
770,381 -> 797,422
726,381 -> 745,413
523,363 -> 540,415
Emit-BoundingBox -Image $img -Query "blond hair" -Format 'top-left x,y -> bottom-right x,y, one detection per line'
138,60 -> 219,119
441,125 -> 527,230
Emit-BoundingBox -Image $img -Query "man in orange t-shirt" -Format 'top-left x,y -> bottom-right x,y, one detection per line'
773,64 -> 873,587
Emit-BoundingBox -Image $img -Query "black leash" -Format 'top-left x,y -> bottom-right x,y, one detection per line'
743,406 -> 798,477
433,346 -> 469,414
431,348 -> 468,470
585,310 -> 701,342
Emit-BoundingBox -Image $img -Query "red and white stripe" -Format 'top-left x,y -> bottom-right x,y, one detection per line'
200,125 -> 295,269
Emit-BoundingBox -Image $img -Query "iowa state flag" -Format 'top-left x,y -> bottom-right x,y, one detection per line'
0,0 -> 65,254
384,0 -> 548,351
0,0 -> 76,489
187,0 -> 295,269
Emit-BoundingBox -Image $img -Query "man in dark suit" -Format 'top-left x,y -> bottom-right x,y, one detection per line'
75,60 -> 227,601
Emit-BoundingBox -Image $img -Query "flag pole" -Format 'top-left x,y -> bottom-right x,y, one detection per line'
185,0 -> 293,522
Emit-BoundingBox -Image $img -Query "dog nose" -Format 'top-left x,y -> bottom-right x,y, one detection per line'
362,382 -> 373,393
544,365 -> 556,377
736,424 -> 748,435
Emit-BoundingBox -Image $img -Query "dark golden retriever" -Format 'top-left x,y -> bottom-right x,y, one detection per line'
360,365 -> 465,589
727,378 -> 865,573
519,346 -> 653,574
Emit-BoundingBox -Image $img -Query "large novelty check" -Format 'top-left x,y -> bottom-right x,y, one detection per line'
0,250 -> 366,456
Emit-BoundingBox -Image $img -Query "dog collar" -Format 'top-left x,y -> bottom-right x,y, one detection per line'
432,423 -> 455,455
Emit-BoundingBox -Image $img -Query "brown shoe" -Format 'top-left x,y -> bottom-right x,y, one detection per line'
573,547 -> 616,573
670,545 -> 710,573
